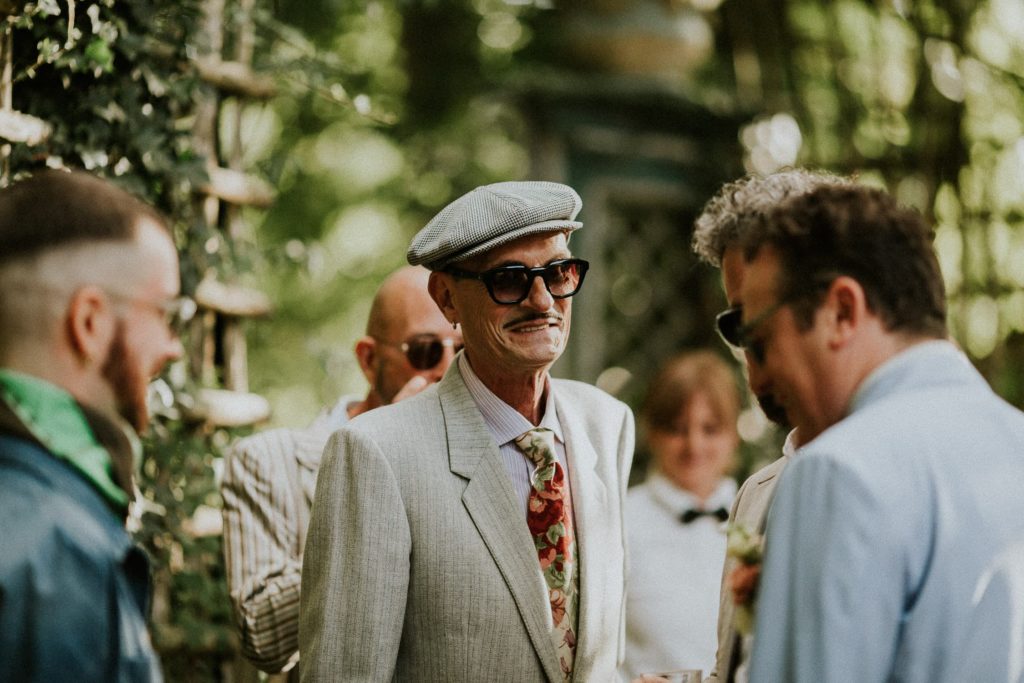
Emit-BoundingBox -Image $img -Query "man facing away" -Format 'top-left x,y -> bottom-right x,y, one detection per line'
690,169 -> 849,683
299,181 -> 634,681
0,170 -> 184,681
737,184 -> 1024,682
221,265 -> 461,675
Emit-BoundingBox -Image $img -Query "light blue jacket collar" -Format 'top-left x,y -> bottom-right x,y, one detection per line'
848,339 -> 979,416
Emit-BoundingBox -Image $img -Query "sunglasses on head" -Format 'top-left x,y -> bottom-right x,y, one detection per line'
383,333 -> 463,370
445,258 -> 589,305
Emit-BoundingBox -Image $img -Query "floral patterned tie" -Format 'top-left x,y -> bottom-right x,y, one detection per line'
515,427 -> 577,680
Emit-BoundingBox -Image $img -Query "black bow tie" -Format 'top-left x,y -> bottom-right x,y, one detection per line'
680,507 -> 729,524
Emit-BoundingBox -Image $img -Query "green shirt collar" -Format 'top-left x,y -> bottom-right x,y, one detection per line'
0,369 -> 139,511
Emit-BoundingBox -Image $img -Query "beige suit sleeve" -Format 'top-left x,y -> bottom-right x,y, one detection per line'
221,430 -> 304,673
299,427 -> 412,682
708,453 -> 787,682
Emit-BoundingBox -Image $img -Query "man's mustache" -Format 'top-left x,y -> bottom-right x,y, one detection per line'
503,312 -> 564,329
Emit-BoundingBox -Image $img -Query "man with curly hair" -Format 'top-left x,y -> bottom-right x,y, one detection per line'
742,184 -> 1024,682
691,168 -> 849,683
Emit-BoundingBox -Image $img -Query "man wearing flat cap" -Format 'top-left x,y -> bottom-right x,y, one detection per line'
300,181 -> 635,682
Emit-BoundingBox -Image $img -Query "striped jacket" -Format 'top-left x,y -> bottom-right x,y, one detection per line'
220,397 -> 355,673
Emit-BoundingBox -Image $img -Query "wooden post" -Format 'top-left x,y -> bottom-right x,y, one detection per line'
0,21 -> 13,183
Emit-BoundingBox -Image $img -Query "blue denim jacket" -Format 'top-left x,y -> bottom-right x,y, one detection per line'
0,434 -> 163,682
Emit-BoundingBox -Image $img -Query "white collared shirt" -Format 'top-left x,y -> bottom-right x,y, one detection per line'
622,473 -> 737,678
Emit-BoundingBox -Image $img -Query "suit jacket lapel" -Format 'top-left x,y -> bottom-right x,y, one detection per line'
555,391 -> 610,667
754,457 -> 786,534
439,366 -> 563,682
723,456 -> 790,679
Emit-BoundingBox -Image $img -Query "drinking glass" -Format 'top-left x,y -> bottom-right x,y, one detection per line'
640,669 -> 702,683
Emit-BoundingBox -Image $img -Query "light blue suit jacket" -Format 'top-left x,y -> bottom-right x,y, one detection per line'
750,341 -> 1024,683
956,537 -> 1024,683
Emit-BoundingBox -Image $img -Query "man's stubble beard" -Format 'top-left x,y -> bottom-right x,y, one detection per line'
755,391 -> 790,430
374,355 -> 403,406
100,320 -> 149,433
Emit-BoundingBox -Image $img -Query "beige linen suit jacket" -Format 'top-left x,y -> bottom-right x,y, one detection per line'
707,439 -> 791,683
299,361 -> 634,682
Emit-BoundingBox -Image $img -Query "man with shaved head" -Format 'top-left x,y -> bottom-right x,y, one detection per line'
359,266 -> 462,407
221,265 -> 461,677
0,169 -> 184,681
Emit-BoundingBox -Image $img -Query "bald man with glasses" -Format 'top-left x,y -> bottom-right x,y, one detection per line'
220,265 -> 461,677
299,181 -> 634,682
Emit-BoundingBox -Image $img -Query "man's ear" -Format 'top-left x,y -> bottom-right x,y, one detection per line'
428,271 -> 458,327
66,285 -> 116,365
825,276 -> 867,348
354,336 -> 378,385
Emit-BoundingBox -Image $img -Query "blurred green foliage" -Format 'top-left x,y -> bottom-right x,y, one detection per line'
245,0 -> 537,426
9,0 -> 204,208
705,0 -> 1024,403
138,421 -> 236,679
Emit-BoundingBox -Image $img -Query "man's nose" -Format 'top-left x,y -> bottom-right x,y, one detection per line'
523,275 -> 553,310
148,336 -> 183,381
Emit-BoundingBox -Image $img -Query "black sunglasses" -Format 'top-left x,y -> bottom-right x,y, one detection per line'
381,333 -> 463,370
715,306 -> 746,348
715,301 -> 790,364
445,258 -> 589,305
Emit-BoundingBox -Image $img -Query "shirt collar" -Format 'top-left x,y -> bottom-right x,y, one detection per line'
782,428 -> 799,458
646,470 -> 737,512
848,339 -> 968,416
0,368 -> 137,513
308,393 -> 362,433
458,354 -> 563,446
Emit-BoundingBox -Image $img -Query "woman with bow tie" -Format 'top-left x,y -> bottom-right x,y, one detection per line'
622,351 -> 741,680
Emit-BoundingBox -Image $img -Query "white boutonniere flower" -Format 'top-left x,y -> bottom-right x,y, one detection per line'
726,523 -> 764,636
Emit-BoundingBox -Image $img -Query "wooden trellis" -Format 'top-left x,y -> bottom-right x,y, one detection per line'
188,0 -> 276,431
0,0 -> 276,433
0,9 -> 52,182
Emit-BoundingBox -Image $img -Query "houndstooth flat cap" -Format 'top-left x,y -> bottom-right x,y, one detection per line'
407,181 -> 583,270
